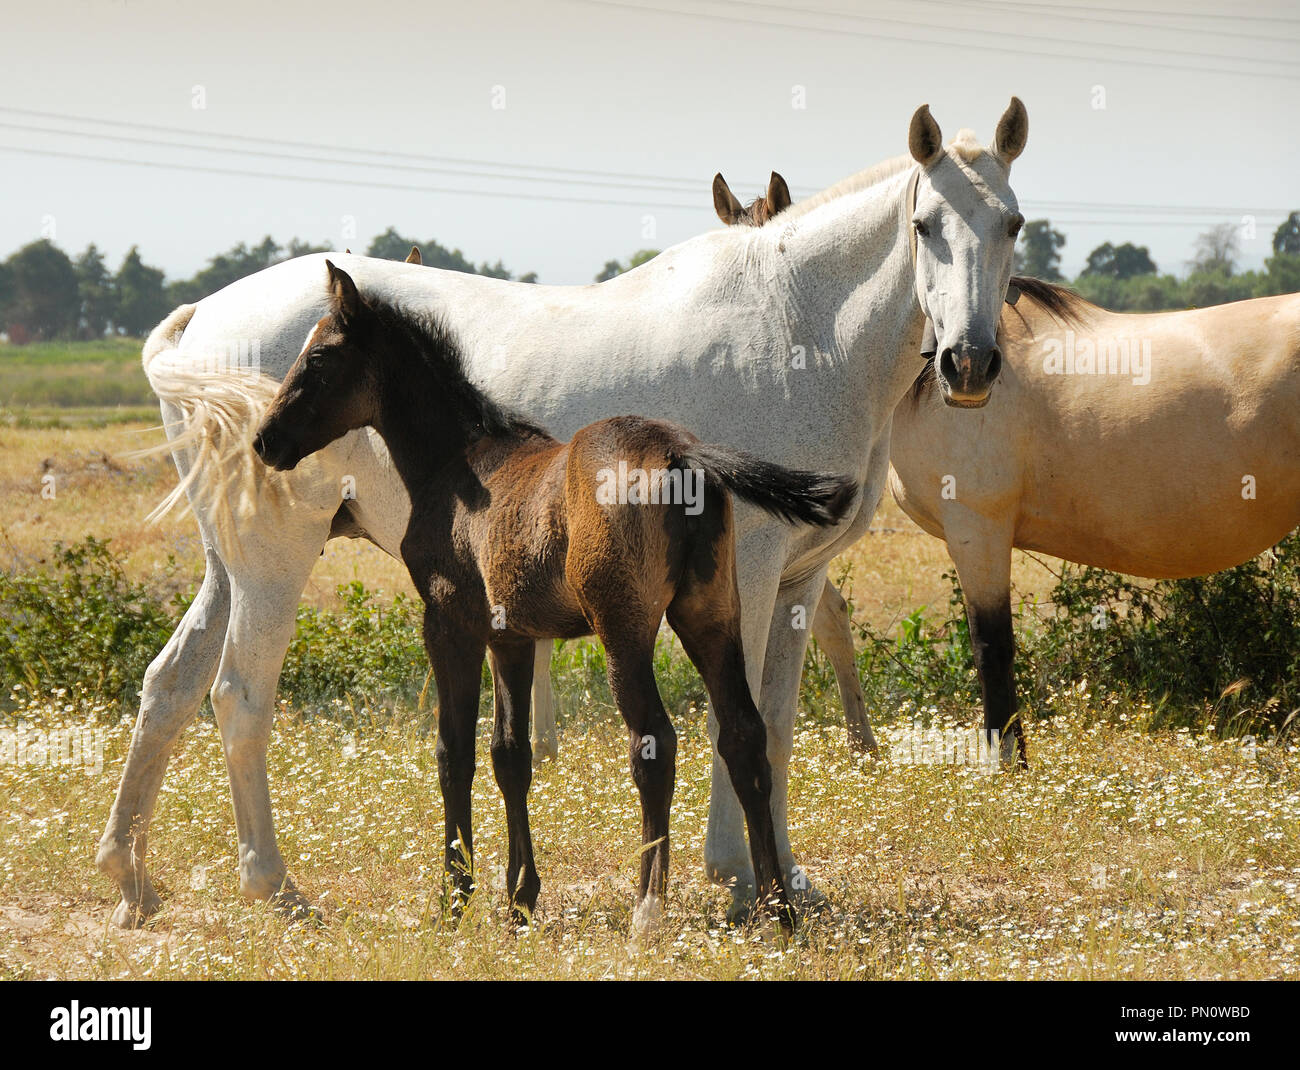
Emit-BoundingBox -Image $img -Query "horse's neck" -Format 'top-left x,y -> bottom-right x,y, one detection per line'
373,352 -> 479,492
779,171 -> 925,414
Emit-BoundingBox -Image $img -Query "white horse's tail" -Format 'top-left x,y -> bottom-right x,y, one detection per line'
136,304 -> 306,556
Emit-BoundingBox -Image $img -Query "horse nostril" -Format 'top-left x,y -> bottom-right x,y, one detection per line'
938,348 -> 959,383
253,432 -> 267,459
985,347 -> 1002,382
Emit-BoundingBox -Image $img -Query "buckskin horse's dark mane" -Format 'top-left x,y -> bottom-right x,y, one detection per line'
908,276 -> 1091,402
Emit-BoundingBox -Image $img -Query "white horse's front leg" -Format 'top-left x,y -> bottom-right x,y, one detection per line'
530,640 -> 559,763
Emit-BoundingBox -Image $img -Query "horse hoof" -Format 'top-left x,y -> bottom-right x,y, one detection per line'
630,894 -> 664,938
110,894 -> 161,930
532,736 -> 559,765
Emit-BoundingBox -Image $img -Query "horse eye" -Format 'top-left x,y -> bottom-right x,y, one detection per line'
913,220 -> 930,239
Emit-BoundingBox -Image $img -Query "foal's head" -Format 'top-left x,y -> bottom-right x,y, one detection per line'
712,172 -> 792,227
254,261 -> 383,471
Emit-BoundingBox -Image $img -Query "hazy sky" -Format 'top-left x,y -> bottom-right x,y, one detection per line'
4,1 -> 1298,284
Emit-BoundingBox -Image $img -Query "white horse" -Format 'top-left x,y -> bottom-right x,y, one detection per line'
97,100 -> 1029,926
699,173 -> 1300,762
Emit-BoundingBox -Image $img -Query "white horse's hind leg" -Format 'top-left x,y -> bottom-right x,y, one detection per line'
812,580 -> 877,754
210,553 -> 321,916
97,545 -> 231,928
531,641 -> 558,763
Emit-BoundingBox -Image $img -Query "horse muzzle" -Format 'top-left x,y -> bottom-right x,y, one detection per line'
252,428 -> 302,472
935,341 -> 1001,408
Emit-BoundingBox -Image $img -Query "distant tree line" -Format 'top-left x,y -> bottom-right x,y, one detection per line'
1014,212 -> 1300,312
0,228 -> 537,342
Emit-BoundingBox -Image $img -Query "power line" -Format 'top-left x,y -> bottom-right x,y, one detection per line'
572,0 -> 1300,79
944,0 -> 1300,25
5,111 -> 1291,223
899,0 -> 1300,43
4,140 -> 1280,231
7,108 -> 1293,218
0,119 -> 741,198
0,106 -> 710,190
691,0 -> 1300,65
0,143 -> 708,212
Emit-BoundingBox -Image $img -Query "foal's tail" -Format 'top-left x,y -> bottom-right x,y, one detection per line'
674,442 -> 857,527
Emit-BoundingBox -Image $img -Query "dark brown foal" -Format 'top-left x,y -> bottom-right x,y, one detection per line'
254,262 -> 856,931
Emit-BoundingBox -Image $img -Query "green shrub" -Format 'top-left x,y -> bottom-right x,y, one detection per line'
278,580 -> 428,719
1022,531 -> 1300,735
0,537 -> 185,709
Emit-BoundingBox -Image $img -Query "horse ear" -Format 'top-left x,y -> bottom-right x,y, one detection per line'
405,245 -> 422,265
712,172 -> 744,225
908,104 -> 943,167
766,172 -> 792,216
993,96 -> 1028,166
324,260 -> 361,323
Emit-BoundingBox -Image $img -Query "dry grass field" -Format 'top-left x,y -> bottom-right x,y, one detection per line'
1,416 -> 1297,980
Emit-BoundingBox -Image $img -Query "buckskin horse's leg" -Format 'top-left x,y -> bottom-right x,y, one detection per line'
812,579 -> 877,755
943,509 -> 1026,768
488,640 -> 542,922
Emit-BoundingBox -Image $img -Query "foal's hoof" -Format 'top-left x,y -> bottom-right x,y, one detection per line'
111,893 -> 161,930
630,894 -> 664,939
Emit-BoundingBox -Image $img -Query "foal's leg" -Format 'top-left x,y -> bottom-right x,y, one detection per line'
530,640 -> 559,763
812,579 -> 877,755
428,626 -> 486,914
943,513 -> 1025,768
97,544 -> 230,927
668,600 -> 793,928
704,530 -> 786,910
488,641 -> 541,922
600,635 -> 678,932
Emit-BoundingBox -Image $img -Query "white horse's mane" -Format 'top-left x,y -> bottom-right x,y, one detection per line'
777,153 -> 913,223
777,132 -> 992,225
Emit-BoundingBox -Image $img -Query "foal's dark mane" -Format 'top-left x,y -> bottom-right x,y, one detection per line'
365,296 -> 551,442
908,276 -> 1091,403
